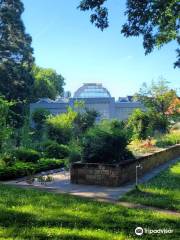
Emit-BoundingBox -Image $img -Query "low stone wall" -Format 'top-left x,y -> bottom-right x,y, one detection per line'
70,144 -> 180,187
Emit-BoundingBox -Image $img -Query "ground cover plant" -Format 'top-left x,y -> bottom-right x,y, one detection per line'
120,161 -> 180,211
0,184 -> 179,240
156,131 -> 180,148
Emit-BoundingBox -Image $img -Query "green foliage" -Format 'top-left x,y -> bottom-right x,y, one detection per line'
74,108 -> 99,136
44,142 -> 69,159
18,116 -> 35,148
0,97 -> 12,152
78,0 -> 179,67
32,108 -> 50,129
1,153 -> 16,167
0,0 -> 34,126
82,120 -> 134,163
68,140 -> 82,164
13,148 -> 40,163
0,158 -> 65,181
127,109 -> 152,140
46,108 -> 77,144
135,79 -> 178,133
156,132 -> 180,148
32,65 -> 65,100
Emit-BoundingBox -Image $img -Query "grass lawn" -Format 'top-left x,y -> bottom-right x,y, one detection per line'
121,161 -> 180,211
0,184 -> 179,239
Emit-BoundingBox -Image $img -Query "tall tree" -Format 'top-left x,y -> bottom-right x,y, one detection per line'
135,78 -> 179,132
78,0 -> 180,67
32,65 -> 65,101
0,0 -> 34,126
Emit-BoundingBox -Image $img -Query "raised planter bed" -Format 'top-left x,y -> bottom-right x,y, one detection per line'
70,144 -> 180,187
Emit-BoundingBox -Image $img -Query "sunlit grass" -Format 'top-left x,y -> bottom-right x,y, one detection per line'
0,184 -> 179,239
121,161 -> 180,211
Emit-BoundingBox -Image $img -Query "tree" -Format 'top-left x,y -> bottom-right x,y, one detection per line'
32,65 -> 65,101
78,0 -> 180,67
74,108 -> 99,136
0,0 -> 34,127
135,78 -> 178,133
0,0 -> 34,100
32,108 -> 51,141
0,97 -> 12,152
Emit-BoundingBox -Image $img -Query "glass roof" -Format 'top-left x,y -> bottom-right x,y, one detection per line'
74,83 -> 111,98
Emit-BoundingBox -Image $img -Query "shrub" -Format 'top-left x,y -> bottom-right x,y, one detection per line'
156,132 -> 180,148
68,140 -> 82,163
82,120 -> 134,164
0,158 -> 66,181
46,108 -> 77,144
32,108 -> 50,128
45,142 -> 69,159
1,153 -> 16,166
127,109 -> 152,140
14,148 -> 40,163
38,158 -> 65,170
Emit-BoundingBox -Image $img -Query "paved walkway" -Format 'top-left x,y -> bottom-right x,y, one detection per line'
3,158 -> 179,203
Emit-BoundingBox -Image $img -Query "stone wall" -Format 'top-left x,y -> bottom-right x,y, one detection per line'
70,144 -> 180,187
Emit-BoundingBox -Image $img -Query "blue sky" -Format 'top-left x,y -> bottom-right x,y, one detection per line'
22,0 -> 179,98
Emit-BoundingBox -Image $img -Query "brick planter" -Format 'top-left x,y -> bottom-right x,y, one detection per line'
70,144 -> 180,187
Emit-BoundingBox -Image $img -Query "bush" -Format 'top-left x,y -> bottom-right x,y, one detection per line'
32,108 -> 50,128
1,153 -> 16,166
68,140 -> 82,163
82,120 -> 134,164
14,148 -> 40,163
44,142 -> 69,159
46,108 -> 77,144
127,109 -> 152,140
156,132 -> 180,148
0,158 -> 66,181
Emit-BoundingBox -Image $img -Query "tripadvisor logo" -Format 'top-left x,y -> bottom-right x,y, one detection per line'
135,227 -> 173,236
135,227 -> 143,236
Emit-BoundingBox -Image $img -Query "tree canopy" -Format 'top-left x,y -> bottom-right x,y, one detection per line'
135,78 -> 179,132
0,0 -> 34,128
0,0 -> 34,101
78,0 -> 180,67
32,65 -> 65,101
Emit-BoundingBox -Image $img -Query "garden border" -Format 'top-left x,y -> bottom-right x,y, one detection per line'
70,144 -> 180,187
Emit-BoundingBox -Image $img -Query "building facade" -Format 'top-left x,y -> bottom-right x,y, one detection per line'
30,83 -> 144,121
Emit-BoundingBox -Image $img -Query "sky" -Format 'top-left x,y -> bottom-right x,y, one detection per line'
22,0 -> 179,99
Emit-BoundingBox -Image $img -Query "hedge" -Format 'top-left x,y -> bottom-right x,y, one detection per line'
0,158 -> 66,181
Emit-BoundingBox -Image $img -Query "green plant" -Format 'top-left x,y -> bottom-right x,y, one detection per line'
46,108 -> 77,144
0,158 -> 65,181
45,142 -> 69,159
32,108 -> 50,128
127,109 -> 152,140
156,132 -> 180,148
68,140 -> 82,164
14,148 -> 40,163
82,120 -> 134,163
1,153 -> 16,167
0,97 -> 12,152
